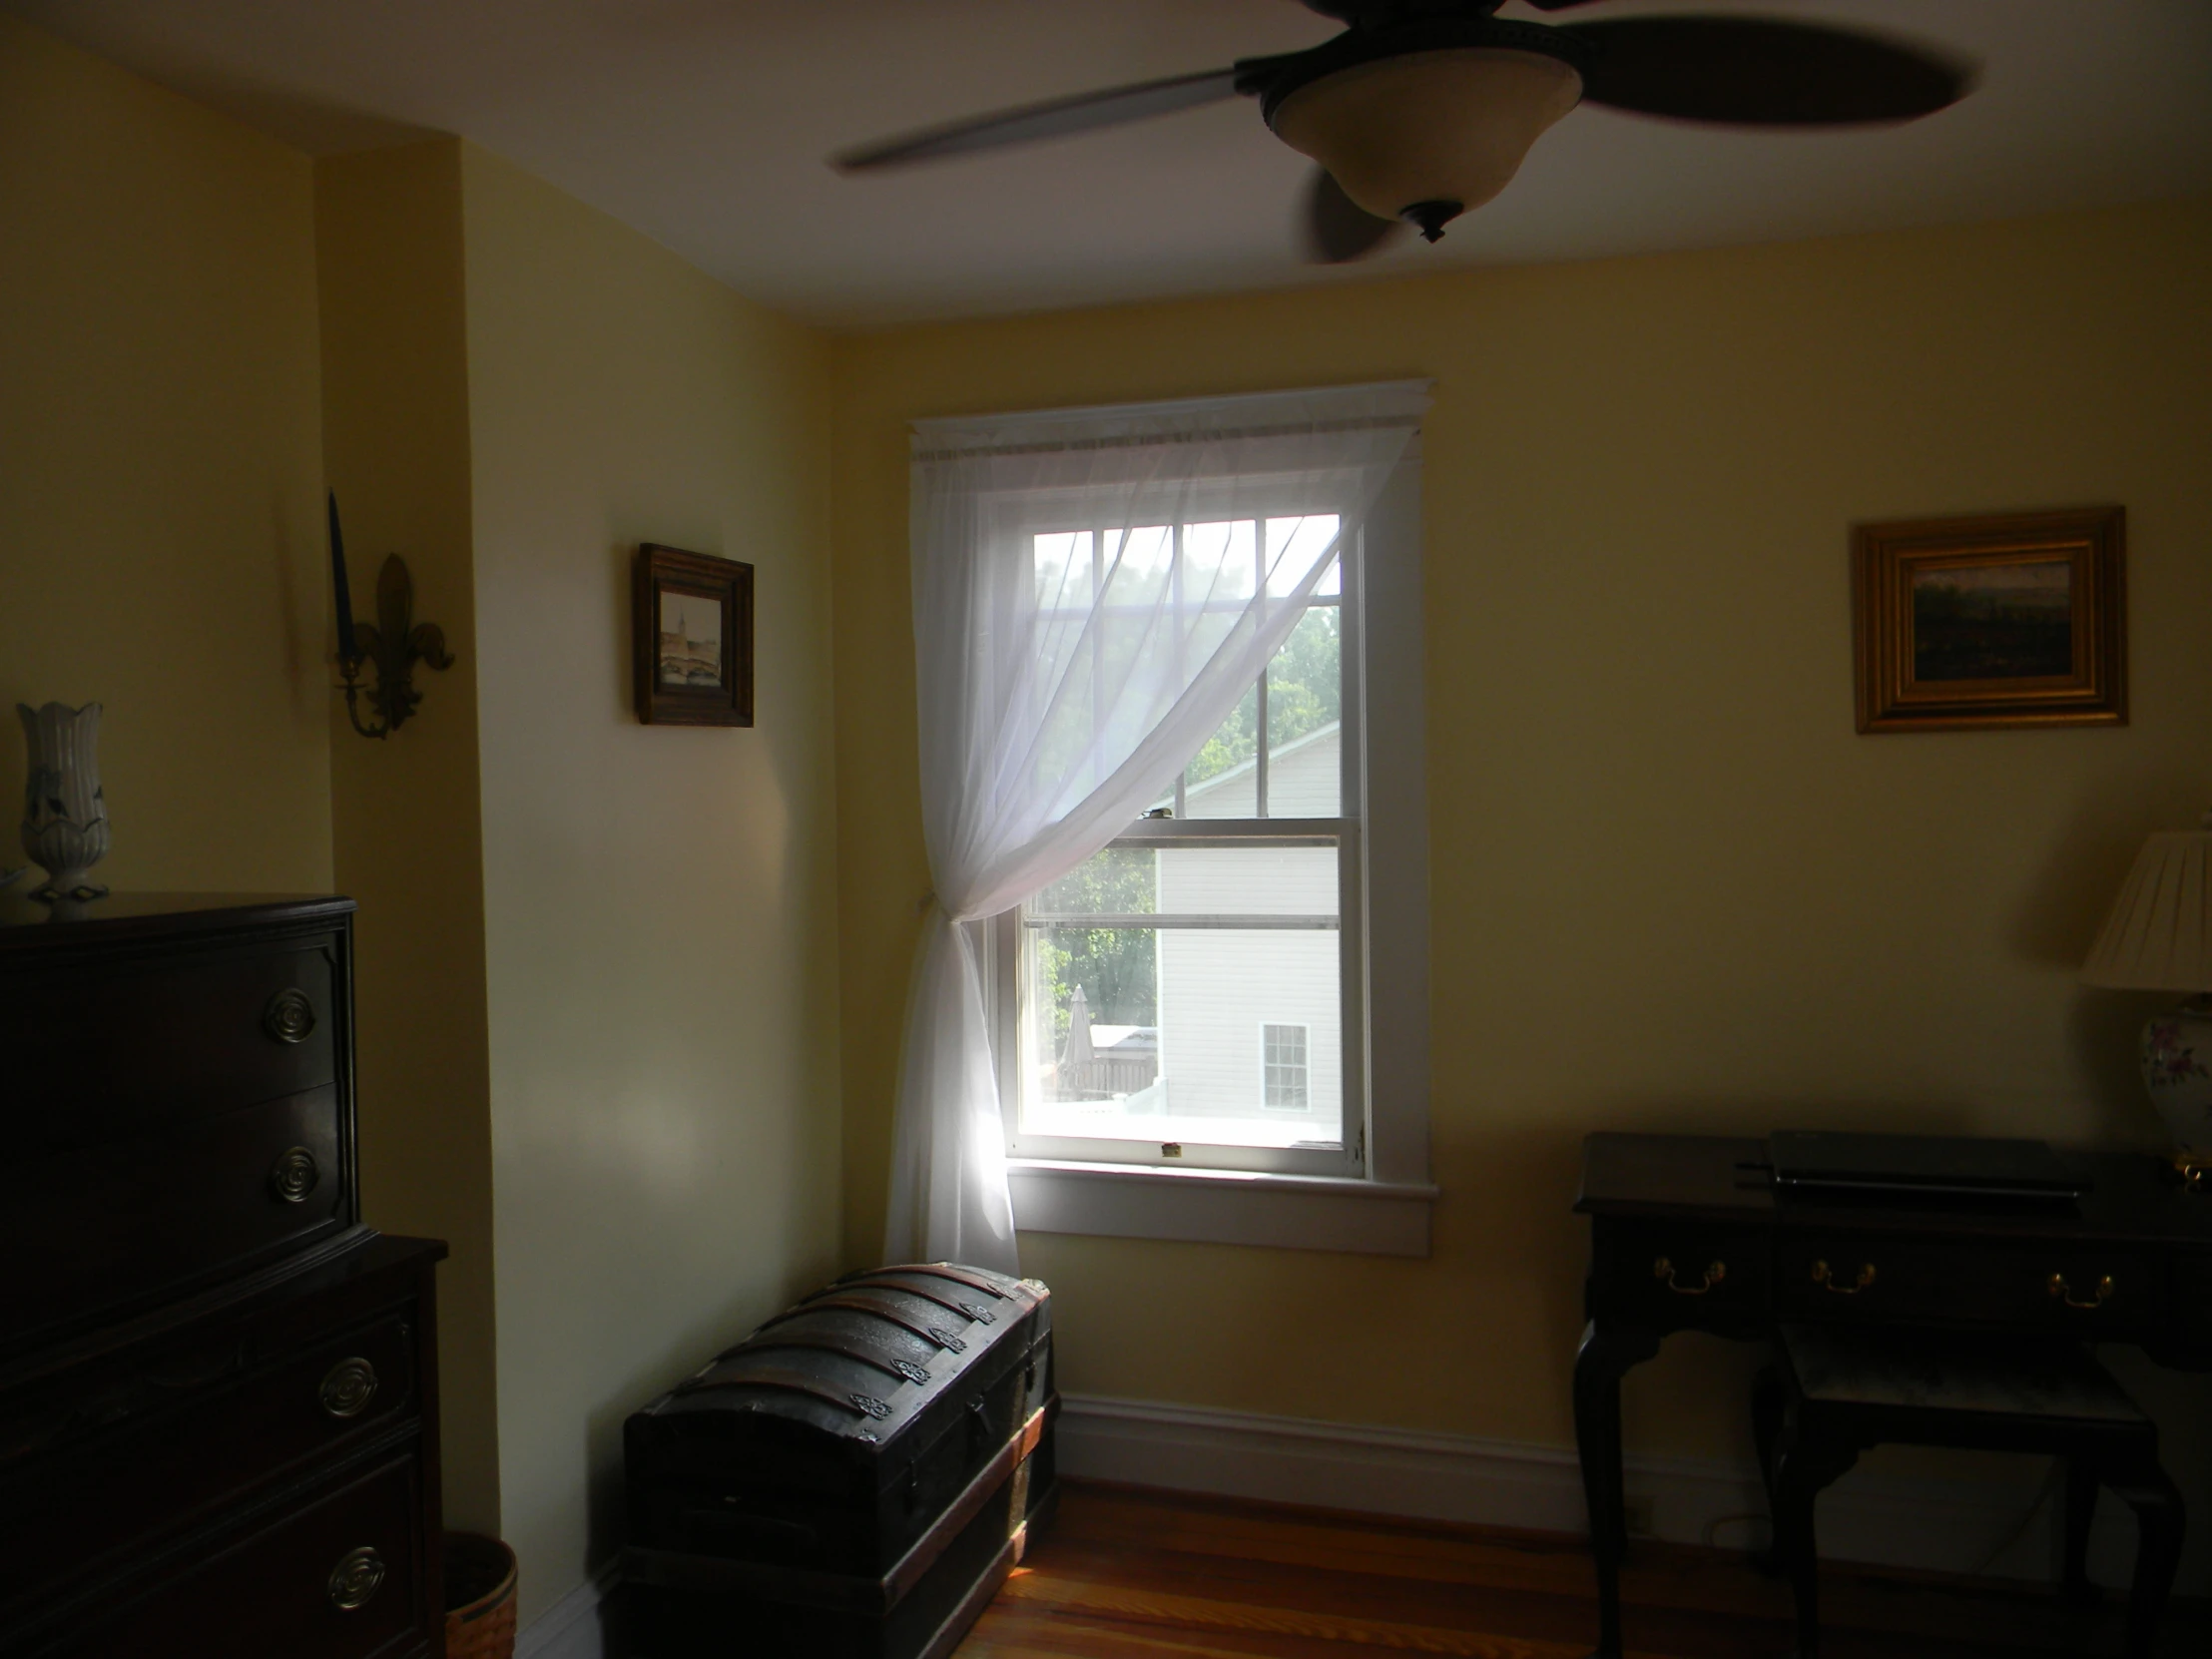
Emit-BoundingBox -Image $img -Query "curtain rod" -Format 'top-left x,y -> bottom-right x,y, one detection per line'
912,412 -> 1422,464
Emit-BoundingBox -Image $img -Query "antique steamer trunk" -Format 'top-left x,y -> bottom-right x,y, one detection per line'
624,1263 -> 1056,1659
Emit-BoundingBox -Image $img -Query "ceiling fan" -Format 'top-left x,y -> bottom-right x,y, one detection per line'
833,1 -> 1973,263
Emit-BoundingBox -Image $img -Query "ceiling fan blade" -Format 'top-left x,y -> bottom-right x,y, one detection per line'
1301,168 -> 1405,264
833,68 -> 1244,172
1555,16 -> 1972,126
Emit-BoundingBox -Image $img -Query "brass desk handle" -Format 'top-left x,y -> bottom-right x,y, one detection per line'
1812,1260 -> 1876,1295
2049,1273 -> 2115,1310
1653,1257 -> 1725,1295
327,1546 -> 385,1611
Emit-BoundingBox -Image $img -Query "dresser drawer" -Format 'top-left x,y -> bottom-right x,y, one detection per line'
0,1086 -> 348,1338
41,1449 -> 435,1659
1594,1218 -> 1771,1329
0,939 -> 338,1150
0,1310 -> 417,1599
1777,1232 -> 2163,1335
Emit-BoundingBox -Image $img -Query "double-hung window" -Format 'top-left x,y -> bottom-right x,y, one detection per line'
972,389 -> 1436,1255
997,513 -> 1365,1178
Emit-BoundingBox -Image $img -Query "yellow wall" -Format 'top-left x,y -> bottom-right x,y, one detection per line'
460,145 -> 844,1623
830,200 -> 2212,1470
0,11 -> 329,893
315,137 -> 503,1534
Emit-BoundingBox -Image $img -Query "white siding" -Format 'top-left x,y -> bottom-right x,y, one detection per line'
1155,833 -> 1341,1138
1181,723 -> 1339,819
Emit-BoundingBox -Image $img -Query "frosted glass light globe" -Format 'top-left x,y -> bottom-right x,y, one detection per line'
1269,48 -> 1583,238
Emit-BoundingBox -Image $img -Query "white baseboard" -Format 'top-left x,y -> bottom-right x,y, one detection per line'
516,1557 -> 621,1659
1056,1392 -> 2194,1595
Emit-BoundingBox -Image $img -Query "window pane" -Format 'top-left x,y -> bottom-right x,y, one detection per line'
1183,519 -> 1257,607
1265,604 -> 1343,818
1157,845 -> 1336,916
1263,1023 -> 1310,1108
1020,840 -> 1343,1152
1265,516 -> 1342,596
1030,844 -> 1156,917
1021,921 -> 1341,1149
1177,680 -> 1257,819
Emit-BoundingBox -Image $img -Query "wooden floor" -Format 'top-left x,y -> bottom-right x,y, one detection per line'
956,1481 -> 2201,1659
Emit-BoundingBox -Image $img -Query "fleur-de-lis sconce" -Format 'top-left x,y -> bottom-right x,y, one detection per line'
329,492 -> 453,739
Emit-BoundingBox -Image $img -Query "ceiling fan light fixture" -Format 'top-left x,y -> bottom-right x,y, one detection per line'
1268,48 -> 1582,235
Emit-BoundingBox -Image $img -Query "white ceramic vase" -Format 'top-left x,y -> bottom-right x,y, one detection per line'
18,701 -> 110,901
2143,999 -> 2212,1154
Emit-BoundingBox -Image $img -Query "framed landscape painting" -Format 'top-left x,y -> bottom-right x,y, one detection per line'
1852,507 -> 2125,733
633,544 -> 754,726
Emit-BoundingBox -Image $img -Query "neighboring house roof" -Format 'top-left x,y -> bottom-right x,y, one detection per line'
1156,720 -> 1339,813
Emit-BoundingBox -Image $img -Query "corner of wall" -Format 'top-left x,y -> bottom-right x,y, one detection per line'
314,134 -> 502,1536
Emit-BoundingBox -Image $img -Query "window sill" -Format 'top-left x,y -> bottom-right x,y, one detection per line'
1006,1158 -> 1436,1258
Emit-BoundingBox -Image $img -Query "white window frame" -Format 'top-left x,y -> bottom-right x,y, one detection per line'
990,423 -> 1435,1258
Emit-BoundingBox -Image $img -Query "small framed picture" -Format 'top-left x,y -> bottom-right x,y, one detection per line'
633,544 -> 753,727
1852,507 -> 2125,733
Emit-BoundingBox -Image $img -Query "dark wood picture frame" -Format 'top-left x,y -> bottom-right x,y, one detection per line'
1852,506 -> 2125,734
633,544 -> 754,727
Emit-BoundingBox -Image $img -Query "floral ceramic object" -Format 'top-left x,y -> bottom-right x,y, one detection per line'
18,701 -> 109,901
2139,1001 -> 2212,1149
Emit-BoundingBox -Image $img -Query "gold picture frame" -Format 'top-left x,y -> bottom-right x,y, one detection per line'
1852,506 -> 2126,734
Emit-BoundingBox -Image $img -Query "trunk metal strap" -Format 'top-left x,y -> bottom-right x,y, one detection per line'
760,1292 -> 969,1353
882,1264 -> 1013,1301
721,1333 -> 930,1388
821,1276 -> 996,1327
673,1361 -> 892,1421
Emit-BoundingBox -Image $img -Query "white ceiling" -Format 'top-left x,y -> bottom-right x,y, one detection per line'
12,0 -> 2211,325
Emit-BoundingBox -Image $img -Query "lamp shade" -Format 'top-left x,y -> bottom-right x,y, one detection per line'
2081,825 -> 2212,992
1269,48 -> 1582,231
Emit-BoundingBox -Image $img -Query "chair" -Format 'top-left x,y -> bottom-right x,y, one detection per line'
1753,1324 -> 2182,1659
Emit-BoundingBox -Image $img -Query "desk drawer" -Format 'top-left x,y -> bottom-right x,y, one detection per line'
0,1310 -> 417,1599
0,1086 -> 347,1338
39,1449 -> 434,1659
1777,1233 -> 2163,1335
1596,1219 -> 1771,1329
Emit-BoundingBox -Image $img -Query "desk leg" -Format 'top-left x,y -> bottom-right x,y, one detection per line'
1575,1319 -> 1660,1659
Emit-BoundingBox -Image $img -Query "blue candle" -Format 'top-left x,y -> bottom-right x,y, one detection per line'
327,489 -> 356,662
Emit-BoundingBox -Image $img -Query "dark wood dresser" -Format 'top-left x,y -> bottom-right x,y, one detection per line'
0,892 -> 446,1658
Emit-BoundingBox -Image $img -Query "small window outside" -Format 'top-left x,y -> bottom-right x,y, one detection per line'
1262,1023 -> 1310,1110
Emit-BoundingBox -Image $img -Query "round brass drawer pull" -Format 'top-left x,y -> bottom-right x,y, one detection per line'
1812,1260 -> 1877,1295
269,1147 -> 319,1204
327,1546 -> 385,1611
319,1357 -> 378,1418
263,987 -> 316,1044
1653,1256 -> 1726,1296
2049,1272 -> 2115,1310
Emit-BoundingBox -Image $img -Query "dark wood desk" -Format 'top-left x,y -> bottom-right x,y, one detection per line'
1573,1133 -> 2212,1659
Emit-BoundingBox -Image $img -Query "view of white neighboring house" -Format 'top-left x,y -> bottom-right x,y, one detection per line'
1065,721 -> 1343,1146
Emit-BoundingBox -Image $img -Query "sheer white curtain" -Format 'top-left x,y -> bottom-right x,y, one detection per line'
885,382 -> 1430,1272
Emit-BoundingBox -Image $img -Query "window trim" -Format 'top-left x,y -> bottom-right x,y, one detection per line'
994,430 -> 1433,1256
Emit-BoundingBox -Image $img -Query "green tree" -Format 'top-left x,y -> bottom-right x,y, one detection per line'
1184,604 -> 1341,787
1035,846 -> 1156,1048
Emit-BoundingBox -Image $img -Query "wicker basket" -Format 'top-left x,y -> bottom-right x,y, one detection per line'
444,1533 -> 518,1659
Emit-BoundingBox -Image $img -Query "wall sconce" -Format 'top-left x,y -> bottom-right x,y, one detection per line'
329,491 -> 453,740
